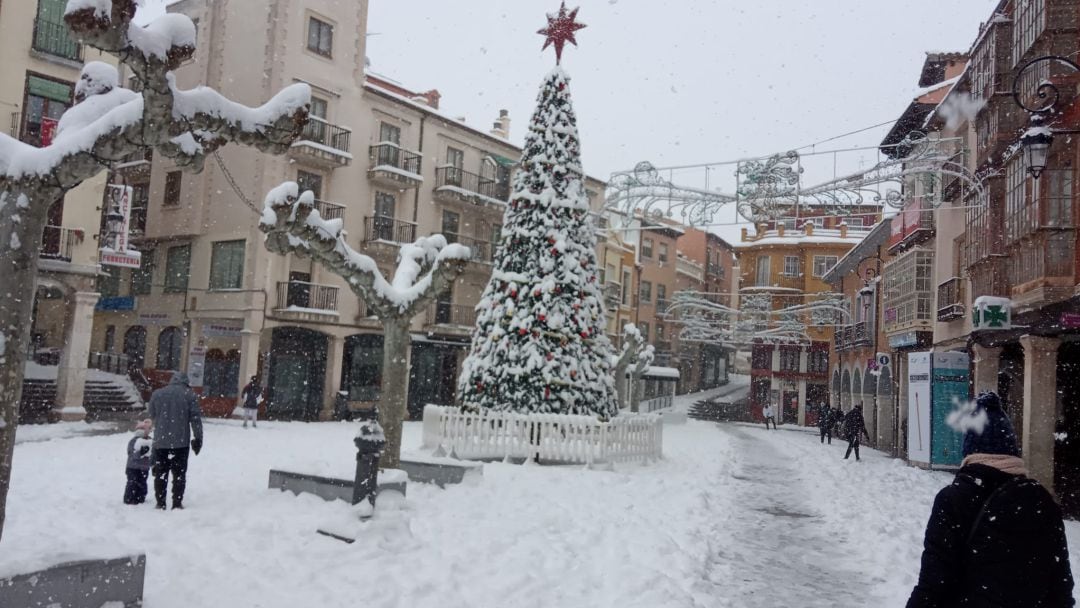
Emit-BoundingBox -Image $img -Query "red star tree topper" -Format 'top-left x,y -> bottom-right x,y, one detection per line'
538,2 -> 586,64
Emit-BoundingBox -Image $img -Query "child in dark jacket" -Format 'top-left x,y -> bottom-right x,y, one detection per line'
123,418 -> 153,505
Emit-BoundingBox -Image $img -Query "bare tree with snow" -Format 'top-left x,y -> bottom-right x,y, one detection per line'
0,0 -> 311,541
260,184 -> 470,469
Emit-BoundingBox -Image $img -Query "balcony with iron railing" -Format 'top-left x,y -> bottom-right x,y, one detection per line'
368,143 -> 422,188
275,281 -> 339,314
936,277 -> 965,322
40,226 -> 81,262
313,199 -> 345,221
851,321 -> 871,347
363,216 -> 417,244
443,233 -> 494,264
33,18 -> 83,62
289,116 -> 352,168
434,167 -> 510,207
430,302 -> 477,328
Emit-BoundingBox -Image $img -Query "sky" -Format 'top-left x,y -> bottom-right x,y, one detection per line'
137,0 -> 1000,234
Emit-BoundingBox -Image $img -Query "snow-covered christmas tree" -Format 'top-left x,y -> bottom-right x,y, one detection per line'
458,4 -> 617,418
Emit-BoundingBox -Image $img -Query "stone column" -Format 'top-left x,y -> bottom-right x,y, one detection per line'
321,334 -> 346,421
1019,335 -> 1059,488
236,327 -> 262,405
971,344 -> 1002,396
54,291 -> 100,421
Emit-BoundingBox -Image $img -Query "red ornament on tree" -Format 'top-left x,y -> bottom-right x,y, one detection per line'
519,328 -> 528,336
537,2 -> 586,65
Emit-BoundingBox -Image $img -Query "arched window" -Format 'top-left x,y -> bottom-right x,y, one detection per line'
124,326 -> 148,368
156,326 -> 184,370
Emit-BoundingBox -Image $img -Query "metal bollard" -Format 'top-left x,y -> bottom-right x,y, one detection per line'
352,406 -> 386,509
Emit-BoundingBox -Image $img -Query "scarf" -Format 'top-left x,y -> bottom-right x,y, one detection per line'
961,453 -> 1028,476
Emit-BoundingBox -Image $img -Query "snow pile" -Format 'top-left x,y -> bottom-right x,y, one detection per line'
127,13 -> 197,59
64,0 -> 111,18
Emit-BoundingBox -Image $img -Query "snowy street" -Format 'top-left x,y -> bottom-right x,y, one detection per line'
2,396 -> 1076,607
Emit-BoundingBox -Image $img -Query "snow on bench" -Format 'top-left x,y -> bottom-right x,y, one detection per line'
421,405 -> 663,466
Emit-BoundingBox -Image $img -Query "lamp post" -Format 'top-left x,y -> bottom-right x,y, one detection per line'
1011,55 -> 1080,180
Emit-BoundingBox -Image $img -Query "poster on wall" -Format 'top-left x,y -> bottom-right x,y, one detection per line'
931,352 -> 969,467
907,352 -> 932,465
187,345 -> 207,389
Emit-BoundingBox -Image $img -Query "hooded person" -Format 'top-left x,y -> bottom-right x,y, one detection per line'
906,392 -> 1074,607
147,371 -> 204,510
123,418 -> 153,504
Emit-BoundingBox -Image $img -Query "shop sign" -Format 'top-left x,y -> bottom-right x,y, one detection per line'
1060,312 -> 1080,329
203,323 -> 243,338
888,332 -> 919,349
138,312 -> 171,326
972,296 -> 1011,331
96,296 -> 135,311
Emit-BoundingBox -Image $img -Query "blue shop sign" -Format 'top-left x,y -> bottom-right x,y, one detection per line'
96,296 -> 135,311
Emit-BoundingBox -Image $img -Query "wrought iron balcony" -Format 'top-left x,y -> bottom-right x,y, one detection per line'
275,281 -> 339,313
368,143 -> 422,188
936,277 -> 965,321
434,167 -> 510,206
40,226 -> 81,262
852,321 -> 871,347
431,302 -> 476,327
33,18 -> 83,62
443,233 -> 494,264
289,116 -> 352,167
313,199 -> 345,221
363,216 -> 416,244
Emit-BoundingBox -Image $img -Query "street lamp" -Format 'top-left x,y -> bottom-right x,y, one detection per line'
1011,55 -> 1080,180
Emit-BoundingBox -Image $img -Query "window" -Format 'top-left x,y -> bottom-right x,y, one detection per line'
755,256 -> 770,286
104,326 -> 116,353
164,244 -> 191,293
130,248 -> 154,295
446,146 -> 464,169
296,170 -> 323,199
163,171 -> 182,206
658,242 -> 668,263
307,16 -> 334,57
379,122 -> 401,145
621,269 -> 631,305
442,210 -> 460,241
751,346 -> 773,370
376,123 -> 402,166
640,280 -> 652,303
209,240 -> 245,290
783,256 -> 800,276
641,238 -> 653,258
129,183 -> 148,235
808,348 -> 829,374
156,326 -> 184,370
310,97 -> 328,120
1004,156 -> 1034,244
492,224 -> 502,246
656,323 -> 665,341
971,31 -> 996,101
33,0 -> 82,61
882,249 -> 934,331
638,322 -> 650,342
1012,0 -> 1045,67
656,284 -> 666,305
1044,170 -> 1073,228
21,74 -> 72,147
372,192 -> 396,241
97,265 -> 121,297
779,219 -> 796,230
203,349 -> 240,399
779,347 -> 799,372
812,256 -> 838,277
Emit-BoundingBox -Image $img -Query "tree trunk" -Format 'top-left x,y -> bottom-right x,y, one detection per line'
629,372 -> 643,413
378,320 -> 411,470
0,190 -> 47,542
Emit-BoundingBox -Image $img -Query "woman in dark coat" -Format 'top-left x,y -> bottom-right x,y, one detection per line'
906,392 -> 1074,607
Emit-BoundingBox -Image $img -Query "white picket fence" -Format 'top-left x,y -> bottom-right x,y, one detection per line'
422,405 -> 663,465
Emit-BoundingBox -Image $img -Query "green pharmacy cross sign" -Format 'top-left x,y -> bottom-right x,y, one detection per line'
972,297 -> 1012,331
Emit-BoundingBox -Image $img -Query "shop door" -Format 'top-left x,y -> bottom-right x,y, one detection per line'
267,328 -> 327,420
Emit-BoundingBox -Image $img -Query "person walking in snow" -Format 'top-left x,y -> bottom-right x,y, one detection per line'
123,418 -> 153,505
906,392 -> 1074,607
762,404 -> 777,430
148,371 -> 204,510
818,403 -> 832,444
240,376 -> 261,428
842,404 -> 870,461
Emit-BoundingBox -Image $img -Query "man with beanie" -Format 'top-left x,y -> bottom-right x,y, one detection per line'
906,391 -> 1074,607
842,404 -> 870,460
148,371 -> 204,510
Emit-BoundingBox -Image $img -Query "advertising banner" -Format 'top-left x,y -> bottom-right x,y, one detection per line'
907,352 -> 932,465
931,352 -> 969,467
100,185 -> 142,269
187,345 -> 207,389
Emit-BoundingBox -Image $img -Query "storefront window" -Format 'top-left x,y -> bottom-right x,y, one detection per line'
345,335 -> 383,401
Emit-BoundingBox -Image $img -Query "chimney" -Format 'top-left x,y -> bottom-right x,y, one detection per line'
422,89 -> 441,109
740,227 -> 748,241
777,224 -> 786,237
804,221 -> 814,236
840,222 -> 848,238
490,109 -> 511,140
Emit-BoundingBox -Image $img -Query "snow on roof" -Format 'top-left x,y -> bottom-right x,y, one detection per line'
730,229 -> 870,249
624,366 -> 680,379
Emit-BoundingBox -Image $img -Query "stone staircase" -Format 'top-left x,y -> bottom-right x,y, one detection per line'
19,376 -> 144,424
687,396 -> 750,423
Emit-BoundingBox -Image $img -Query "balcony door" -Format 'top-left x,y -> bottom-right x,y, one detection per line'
378,122 -> 401,166
287,271 -> 311,308
374,192 -> 396,241
296,170 -> 322,199
435,289 -> 453,324
22,74 -> 72,147
442,210 -> 460,243
446,147 -> 464,186
756,256 -> 771,286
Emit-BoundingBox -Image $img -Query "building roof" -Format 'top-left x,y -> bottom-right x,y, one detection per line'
820,220 -> 891,284
730,227 -> 871,249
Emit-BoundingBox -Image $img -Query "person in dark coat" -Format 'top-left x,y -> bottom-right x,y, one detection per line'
906,392 -> 1074,607
842,404 -> 869,461
832,407 -> 845,439
817,404 -> 832,444
147,372 -> 204,510
123,418 -> 153,504
240,376 -> 260,428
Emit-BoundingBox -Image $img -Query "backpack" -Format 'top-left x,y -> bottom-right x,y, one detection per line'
963,475 -> 1067,606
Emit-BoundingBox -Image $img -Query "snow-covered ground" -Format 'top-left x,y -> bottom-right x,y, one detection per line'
3,401 -> 1077,607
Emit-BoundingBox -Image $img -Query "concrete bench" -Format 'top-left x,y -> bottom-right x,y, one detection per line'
0,555 -> 146,608
268,469 -> 407,505
399,456 -> 483,487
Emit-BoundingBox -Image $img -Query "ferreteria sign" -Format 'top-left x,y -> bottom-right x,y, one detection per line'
972,296 -> 1011,331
